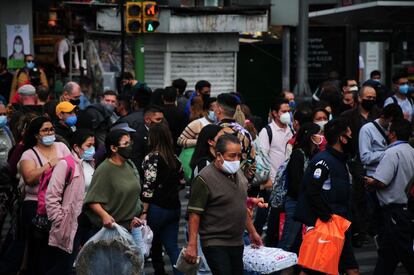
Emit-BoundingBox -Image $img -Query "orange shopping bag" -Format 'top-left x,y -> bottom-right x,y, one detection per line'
297,214 -> 351,275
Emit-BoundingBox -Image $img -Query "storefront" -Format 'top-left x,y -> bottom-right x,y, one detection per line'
309,1 -> 414,86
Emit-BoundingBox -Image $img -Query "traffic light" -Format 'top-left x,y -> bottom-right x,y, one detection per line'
142,1 -> 160,33
126,2 -> 142,34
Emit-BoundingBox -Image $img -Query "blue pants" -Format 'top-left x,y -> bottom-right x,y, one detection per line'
147,204 -> 183,275
278,196 -> 302,253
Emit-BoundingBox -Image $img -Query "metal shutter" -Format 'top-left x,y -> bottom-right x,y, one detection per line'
170,52 -> 236,95
145,51 -> 165,89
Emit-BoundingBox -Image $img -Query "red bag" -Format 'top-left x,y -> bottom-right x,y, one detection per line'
298,214 -> 351,275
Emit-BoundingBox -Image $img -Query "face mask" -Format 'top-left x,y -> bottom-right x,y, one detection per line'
70,98 -> 80,106
311,134 -> 323,146
373,79 -> 381,83
361,99 -> 376,111
104,103 -> 115,113
117,145 -> 133,159
208,110 -> 217,123
315,120 -> 328,131
221,157 -> 240,175
14,44 -> 23,53
349,86 -> 358,92
0,115 -> 7,128
289,101 -> 296,110
399,84 -> 409,95
65,115 -> 77,127
26,61 -> 35,69
280,112 -> 291,125
41,135 -> 55,146
81,146 -> 95,161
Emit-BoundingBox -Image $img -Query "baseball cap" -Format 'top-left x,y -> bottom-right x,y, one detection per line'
17,84 -> 36,96
110,122 -> 136,133
56,101 -> 76,115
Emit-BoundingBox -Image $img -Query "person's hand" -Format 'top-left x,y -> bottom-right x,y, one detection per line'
130,217 -> 144,229
249,231 -> 263,248
184,244 -> 198,264
102,214 -> 115,228
364,176 -> 375,186
249,197 -> 269,209
139,213 -> 147,221
48,158 -> 59,168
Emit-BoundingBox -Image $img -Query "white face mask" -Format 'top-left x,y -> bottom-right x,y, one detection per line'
280,112 -> 291,125
14,44 -> 23,53
349,86 -> 358,92
315,120 -> 328,131
221,156 -> 240,174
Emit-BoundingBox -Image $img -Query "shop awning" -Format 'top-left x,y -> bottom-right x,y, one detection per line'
309,1 -> 414,27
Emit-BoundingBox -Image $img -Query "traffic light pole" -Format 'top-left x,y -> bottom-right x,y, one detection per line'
135,35 -> 145,82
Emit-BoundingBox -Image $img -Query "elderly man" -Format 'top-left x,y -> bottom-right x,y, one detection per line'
184,134 -> 262,275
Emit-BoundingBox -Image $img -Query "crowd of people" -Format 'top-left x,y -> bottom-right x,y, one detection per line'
0,52 -> 413,275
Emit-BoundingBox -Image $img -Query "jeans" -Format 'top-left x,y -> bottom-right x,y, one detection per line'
147,204 -> 182,275
278,196 -> 302,253
202,245 -> 244,275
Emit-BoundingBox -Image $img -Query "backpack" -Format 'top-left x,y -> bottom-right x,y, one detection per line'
31,148 -> 75,233
269,149 -> 308,208
391,95 -> 413,106
252,139 -> 271,185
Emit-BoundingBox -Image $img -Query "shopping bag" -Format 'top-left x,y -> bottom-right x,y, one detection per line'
179,147 -> 195,182
76,223 -> 144,275
298,214 -> 351,275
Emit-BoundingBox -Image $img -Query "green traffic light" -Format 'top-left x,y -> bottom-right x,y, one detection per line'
145,20 -> 160,32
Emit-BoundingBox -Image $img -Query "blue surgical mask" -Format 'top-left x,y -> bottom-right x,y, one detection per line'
399,84 -> 409,95
65,115 -> 77,127
373,79 -> 381,83
26,61 -> 35,69
81,146 -> 95,161
208,111 -> 217,123
0,115 -> 7,128
41,135 -> 55,146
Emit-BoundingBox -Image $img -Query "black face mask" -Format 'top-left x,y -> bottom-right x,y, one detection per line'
117,145 -> 133,159
70,98 -> 81,106
361,99 -> 376,111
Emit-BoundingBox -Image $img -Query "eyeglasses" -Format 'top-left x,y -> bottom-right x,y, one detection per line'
39,127 -> 55,134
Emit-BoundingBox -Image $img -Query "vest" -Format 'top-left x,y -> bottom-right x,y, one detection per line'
197,163 -> 248,247
295,149 -> 352,226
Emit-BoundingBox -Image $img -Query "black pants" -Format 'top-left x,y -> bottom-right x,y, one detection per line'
265,207 -> 280,247
373,204 -> 414,275
202,245 -> 244,275
253,190 -> 270,236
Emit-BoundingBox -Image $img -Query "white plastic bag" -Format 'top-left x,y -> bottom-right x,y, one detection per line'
243,246 -> 297,274
174,248 -> 200,275
76,223 -> 144,275
141,223 -> 153,257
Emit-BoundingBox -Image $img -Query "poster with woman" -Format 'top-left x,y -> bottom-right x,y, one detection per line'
7,24 -> 30,69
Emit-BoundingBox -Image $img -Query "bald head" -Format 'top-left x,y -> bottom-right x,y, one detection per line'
61,82 -> 81,104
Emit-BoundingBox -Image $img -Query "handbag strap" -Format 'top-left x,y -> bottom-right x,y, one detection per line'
31,148 -> 43,167
372,121 -> 389,144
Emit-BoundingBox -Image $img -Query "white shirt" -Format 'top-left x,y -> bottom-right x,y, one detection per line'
82,161 -> 94,193
57,38 -> 80,70
384,96 -> 413,122
258,121 -> 293,181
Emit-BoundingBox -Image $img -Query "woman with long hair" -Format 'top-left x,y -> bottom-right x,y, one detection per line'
45,129 -> 95,274
140,122 -> 185,275
9,35 -> 25,60
189,124 -> 222,177
18,116 -> 71,274
278,122 -> 322,253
